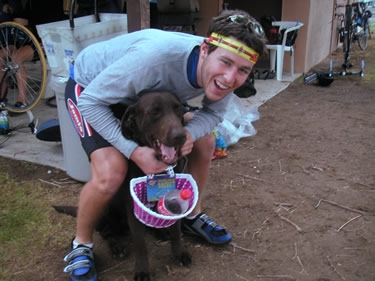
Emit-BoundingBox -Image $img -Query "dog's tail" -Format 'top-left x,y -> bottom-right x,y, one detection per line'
53,205 -> 78,217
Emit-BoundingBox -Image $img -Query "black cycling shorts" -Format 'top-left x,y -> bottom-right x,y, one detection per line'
65,78 -> 112,158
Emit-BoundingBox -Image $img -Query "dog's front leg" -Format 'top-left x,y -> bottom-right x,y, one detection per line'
126,207 -> 151,281
124,180 -> 151,281
169,221 -> 192,266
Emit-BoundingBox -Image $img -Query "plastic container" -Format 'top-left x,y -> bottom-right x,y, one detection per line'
0,110 -> 9,135
130,173 -> 199,228
36,13 -> 128,78
157,189 -> 192,216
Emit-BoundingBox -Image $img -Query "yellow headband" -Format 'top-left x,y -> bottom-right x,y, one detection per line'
208,32 -> 259,64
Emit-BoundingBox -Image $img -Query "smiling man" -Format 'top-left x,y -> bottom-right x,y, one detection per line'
64,9 -> 267,281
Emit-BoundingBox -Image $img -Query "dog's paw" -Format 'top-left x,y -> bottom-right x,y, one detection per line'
134,272 -> 151,281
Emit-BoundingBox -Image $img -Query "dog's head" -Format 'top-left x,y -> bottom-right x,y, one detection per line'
121,91 -> 186,165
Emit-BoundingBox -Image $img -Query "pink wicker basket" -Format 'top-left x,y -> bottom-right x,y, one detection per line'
130,173 -> 199,228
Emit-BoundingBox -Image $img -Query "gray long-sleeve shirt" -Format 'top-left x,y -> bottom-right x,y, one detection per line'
74,28 -> 232,158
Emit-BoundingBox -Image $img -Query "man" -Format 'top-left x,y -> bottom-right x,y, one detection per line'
64,9 -> 266,281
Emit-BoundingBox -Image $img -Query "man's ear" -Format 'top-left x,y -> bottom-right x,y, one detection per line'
200,40 -> 210,58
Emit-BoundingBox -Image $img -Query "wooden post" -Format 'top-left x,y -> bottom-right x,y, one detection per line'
127,0 -> 150,32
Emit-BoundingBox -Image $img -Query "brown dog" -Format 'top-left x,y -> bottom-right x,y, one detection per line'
117,91 -> 192,280
56,91 -> 192,281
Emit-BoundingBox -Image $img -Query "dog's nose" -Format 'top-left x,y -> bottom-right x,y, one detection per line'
167,127 -> 186,146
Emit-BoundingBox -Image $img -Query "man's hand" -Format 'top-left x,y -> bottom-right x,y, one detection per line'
130,146 -> 169,175
180,130 -> 194,156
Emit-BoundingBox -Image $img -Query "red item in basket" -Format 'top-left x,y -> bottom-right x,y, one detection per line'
157,189 -> 192,216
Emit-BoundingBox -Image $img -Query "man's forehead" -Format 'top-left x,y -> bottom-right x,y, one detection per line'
214,47 -> 254,69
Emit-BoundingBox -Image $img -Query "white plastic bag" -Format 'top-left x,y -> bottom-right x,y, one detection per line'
216,94 -> 259,146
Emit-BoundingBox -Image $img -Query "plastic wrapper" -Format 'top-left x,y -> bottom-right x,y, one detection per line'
216,94 -> 259,146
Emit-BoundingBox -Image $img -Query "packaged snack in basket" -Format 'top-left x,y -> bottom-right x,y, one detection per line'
146,173 -> 176,202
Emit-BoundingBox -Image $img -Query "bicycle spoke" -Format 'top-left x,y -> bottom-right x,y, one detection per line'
0,22 -> 47,113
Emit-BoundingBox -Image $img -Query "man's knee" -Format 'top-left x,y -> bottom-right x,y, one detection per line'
198,133 -> 215,150
90,149 -> 128,196
93,169 -> 126,196
191,134 -> 216,160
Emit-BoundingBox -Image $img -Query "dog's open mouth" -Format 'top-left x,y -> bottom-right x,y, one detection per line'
154,140 -> 180,165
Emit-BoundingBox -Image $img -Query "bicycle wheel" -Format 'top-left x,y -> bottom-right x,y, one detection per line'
358,18 -> 369,51
0,22 -> 47,113
358,29 -> 368,50
367,22 -> 371,40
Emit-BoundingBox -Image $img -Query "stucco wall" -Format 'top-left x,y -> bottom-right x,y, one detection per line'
306,0 -> 334,73
281,0 -> 333,73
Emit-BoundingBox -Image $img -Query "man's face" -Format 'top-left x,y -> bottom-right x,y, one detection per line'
197,41 -> 254,102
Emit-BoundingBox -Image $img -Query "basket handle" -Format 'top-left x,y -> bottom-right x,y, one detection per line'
69,0 -> 101,29
146,165 -> 176,180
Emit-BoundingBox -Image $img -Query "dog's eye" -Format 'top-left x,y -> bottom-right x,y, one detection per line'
149,107 -> 162,118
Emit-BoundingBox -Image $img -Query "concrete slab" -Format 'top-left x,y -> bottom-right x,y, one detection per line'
0,98 -> 63,169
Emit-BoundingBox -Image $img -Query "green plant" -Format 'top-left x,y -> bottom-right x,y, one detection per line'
0,173 -> 67,280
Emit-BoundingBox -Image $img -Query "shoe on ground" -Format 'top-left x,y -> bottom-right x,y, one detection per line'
182,212 -> 232,245
64,245 -> 98,281
14,101 -> 27,108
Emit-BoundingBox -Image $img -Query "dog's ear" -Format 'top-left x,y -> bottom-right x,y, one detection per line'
121,104 -> 139,141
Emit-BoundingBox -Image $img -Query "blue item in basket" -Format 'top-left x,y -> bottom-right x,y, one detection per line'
146,173 -> 176,202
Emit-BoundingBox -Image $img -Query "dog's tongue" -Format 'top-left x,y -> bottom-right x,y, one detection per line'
160,144 -> 177,163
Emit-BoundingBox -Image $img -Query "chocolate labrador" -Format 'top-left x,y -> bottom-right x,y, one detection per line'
55,91 -> 192,281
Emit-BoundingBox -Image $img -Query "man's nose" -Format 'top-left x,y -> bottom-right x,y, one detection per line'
223,67 -> 237,84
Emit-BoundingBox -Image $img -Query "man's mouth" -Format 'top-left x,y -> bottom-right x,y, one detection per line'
215,80 -> 230,90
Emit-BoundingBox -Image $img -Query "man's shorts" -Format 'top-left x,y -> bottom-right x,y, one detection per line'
65,78 -> 113,158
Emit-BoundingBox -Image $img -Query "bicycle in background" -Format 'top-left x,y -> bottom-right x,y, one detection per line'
0,22 -> 48,143
352,1 -> 372,50
304,1 -> 366,85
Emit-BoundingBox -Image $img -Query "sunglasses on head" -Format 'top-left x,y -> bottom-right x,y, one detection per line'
227,15 -> 264,35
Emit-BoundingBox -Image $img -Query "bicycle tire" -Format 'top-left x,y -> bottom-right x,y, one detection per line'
368,24 -> 371,40
342,4 -> 355,70
0,22 -> 47,113
358,30 -> 368,50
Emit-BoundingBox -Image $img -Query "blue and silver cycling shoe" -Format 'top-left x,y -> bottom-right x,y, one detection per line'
64,245 -> 98,281
182,213 -> 232,245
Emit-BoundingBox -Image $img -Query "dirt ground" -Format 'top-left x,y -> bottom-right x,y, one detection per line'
2,39 -> 375,281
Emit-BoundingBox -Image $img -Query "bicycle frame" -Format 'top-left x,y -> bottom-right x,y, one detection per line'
0,52 -> 37,134
332,3 -> 364,77
304,2 -> 365,85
